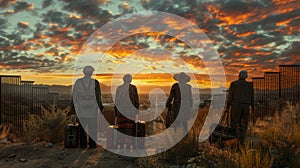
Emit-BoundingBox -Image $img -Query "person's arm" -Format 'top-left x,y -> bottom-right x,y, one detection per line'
225,82 -> 234,112
114,86 -> 121,117
189,85 -> 193,108
166,84 -> 176,108
133,85 -> 139,109
95,80 -> 104,112
129,84 -> 140,109
72,80 -> 80,105
250,83 -> 254,112
70,80 -> 80,115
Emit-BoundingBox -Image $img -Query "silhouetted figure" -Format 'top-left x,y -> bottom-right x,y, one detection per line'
114,74 -> 139,127
225,70 -> 254,145
166,72 -> 193,132
72,66 -> 104,148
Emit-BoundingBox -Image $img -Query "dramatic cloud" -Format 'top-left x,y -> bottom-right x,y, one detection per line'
0,0 -> 299,86
62,0 -> 113,21
42,0 -> 53,8
0,0 -> 16,8
17,21 -> 30,28
13,1 -> 34,12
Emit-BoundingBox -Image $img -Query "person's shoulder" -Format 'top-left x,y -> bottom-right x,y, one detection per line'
116,84 -> 122,89
246,81 -> 253,87
172,83 -> 179,87
130,84 -> 137,88
75,78 -> 83,83
230,80 -> 239,85
92,78 -> 99,83
76,77 -> 84,81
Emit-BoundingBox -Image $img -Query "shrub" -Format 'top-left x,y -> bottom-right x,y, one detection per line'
165,107 -> 209,164
23,102 -> 71,144
166,135 -> 199,164
135,152 -> 168,168
258,102 -> 300,167
238,143 -> 274,168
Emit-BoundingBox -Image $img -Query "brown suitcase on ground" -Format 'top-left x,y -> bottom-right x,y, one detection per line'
64,124 -> 79,148
106,125 -> 118,149
134,121 -> 146,149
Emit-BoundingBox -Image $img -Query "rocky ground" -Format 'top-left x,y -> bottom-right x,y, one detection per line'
0,140 -> 241,168
0,142 -> 141,168
0,119 -> 240,168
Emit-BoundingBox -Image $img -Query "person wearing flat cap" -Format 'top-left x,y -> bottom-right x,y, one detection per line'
166,72 -> 193,132
225,70 -> 254,145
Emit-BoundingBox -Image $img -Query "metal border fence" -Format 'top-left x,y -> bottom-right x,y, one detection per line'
1,65 -> 300,130
0,75 -> 58,131
279,65 -> 300,104
252,65 -> 300,119
0,75 -> 21,129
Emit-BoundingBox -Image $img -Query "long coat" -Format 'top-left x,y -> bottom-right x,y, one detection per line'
71,77 -> 104,118
114,83 -> 139,119
166,83 -> 193,121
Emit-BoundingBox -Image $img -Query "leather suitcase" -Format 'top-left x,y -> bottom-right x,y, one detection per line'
107,126 -> 135,149
106,125 -> 118,149
134,121 -> 146,149
209,123 -> 235,144
117,124 -> 135,149
64,124 -> 79,148
208,112 -> 235,146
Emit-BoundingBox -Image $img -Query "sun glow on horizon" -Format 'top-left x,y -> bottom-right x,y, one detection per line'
14,73 -> 233,92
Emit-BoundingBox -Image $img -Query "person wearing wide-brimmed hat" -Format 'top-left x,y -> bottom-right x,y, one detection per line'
225,70 -> 254,145
166,72 -> 193,132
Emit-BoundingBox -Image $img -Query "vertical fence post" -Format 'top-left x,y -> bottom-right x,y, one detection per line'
0,77 -> 2,126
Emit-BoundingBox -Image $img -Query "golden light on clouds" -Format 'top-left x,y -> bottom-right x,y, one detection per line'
1,0 -> 299,92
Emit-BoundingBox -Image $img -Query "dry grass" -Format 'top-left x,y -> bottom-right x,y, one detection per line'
135,103 -> 299,167
238,143 -> 274,168
165,107 -> 209,164
0,124 -> 11,141
22,102 -> 71,144
166,135 -> 199,164
256,102 -> 300,167
135,152 -> 168,168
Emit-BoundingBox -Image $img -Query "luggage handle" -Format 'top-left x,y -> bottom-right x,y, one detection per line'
214,111 -> 231,143
219,110 -> 230,127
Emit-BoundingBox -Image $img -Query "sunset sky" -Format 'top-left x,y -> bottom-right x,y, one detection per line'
0,0 -> 299,90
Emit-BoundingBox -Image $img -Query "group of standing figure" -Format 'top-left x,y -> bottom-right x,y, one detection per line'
71,66 -> 254,148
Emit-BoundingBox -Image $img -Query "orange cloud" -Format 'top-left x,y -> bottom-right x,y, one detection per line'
18,21 -> 30,27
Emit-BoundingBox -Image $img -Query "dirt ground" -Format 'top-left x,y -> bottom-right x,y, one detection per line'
0,143 -> 138,168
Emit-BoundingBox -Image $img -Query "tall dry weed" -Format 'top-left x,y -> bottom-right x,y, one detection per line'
258,102 -> 300,167
238,143 -> 274,168
23,102 -> 70,144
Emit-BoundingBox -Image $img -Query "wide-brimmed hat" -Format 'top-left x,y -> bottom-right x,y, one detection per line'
174,72 -> 190,83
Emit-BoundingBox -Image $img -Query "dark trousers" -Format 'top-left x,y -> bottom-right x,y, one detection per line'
79,117 -> 97,148
230,104 -> 250,144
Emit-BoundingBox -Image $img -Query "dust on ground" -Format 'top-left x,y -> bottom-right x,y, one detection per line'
0,143 -> 138,168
